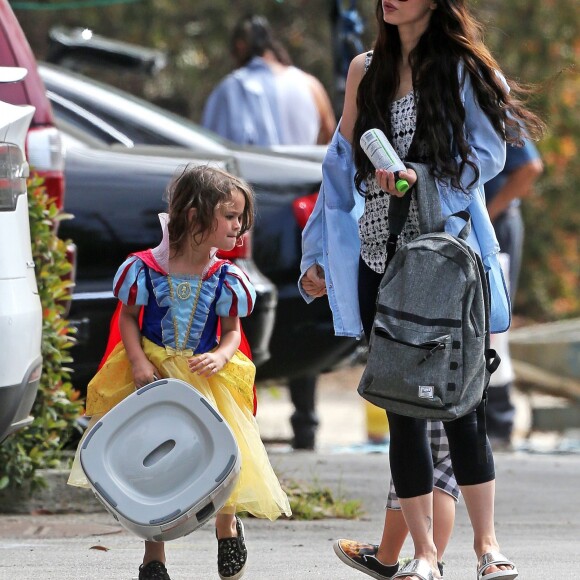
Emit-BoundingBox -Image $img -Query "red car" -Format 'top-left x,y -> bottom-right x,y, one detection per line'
0,0 -> 66,216
0,0 -> 73,441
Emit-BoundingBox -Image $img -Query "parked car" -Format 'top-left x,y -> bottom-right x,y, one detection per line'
0,0 -> 74,323
0,69 -> 42,443
47,26 -> 167,76
0,3 -> 66,218
0,0 -> 69,442
39,63 -> 357,386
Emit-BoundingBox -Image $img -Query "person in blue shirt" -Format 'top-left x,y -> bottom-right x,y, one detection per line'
202,14 -> 336,147
485,140 -> 543,449
485,140 -> 543,298
300,0 -> 544,578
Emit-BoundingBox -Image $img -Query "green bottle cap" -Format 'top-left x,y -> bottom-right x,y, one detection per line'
395,179 -> 409,194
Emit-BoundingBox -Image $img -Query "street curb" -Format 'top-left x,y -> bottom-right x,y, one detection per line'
0,469 -> 105,514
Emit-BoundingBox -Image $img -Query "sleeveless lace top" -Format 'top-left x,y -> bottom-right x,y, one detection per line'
359,53 -> 424,273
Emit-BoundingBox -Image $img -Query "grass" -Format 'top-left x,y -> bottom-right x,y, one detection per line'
281,478 -> 364,520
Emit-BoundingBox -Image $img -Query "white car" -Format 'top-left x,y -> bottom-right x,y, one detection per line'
0,67 -> 42,442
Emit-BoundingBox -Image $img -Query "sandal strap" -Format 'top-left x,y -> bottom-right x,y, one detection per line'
478,552 -> 516,574
393,558 -> 434,580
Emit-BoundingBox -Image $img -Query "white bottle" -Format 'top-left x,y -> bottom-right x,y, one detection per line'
360,128 -> 410,193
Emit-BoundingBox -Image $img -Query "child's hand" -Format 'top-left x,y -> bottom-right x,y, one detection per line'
132,360 -> 160,389
188,352 -> 228,377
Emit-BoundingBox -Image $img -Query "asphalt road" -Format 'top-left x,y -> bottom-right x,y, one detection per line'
0,450 -> 578,580
1,365 -> 578,579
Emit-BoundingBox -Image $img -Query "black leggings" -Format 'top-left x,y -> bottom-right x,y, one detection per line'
358,257 -> 495,498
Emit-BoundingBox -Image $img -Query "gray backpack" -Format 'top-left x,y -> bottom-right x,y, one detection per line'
358,170 -> 500,423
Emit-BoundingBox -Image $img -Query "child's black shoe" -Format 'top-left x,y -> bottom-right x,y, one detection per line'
138,560 -> 171,580
217,516 -> 247,579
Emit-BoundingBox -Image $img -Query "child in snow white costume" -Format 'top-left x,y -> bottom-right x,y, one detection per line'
68,165 -> 291,580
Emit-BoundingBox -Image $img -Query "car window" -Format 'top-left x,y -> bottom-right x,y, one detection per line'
48,91 -> 134,147
87,108 -> 181,147
39,63 -> 230,155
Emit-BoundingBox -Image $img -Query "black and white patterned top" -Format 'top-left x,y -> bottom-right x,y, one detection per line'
359,91 -> 422,273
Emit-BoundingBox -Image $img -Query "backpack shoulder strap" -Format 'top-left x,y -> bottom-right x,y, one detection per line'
385,163 -> 443,267
385,194 -> 412,267
473,246 -> 501,463
405,162 -> 444,233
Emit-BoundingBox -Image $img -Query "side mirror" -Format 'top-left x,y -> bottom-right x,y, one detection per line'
0,66 -> 27,83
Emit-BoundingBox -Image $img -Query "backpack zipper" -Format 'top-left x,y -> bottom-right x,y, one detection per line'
374,327 -> 448,363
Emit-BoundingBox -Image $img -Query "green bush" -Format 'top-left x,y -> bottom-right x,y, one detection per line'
0,177 -> 84,492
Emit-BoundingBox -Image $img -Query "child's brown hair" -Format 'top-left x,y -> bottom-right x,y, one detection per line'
166,164 -> 254,256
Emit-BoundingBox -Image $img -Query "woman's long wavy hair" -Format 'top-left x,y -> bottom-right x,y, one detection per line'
353,0 -> 545,192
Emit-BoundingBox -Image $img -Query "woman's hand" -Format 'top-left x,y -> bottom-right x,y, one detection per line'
131,360 -> 159,389
188,351 -> 228,377
301,264 -> 327,298
375,167 -> 417,197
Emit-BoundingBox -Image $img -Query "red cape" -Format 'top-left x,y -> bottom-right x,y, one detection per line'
99,249 -> 257,415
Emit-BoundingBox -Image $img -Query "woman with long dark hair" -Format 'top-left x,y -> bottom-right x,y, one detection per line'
300,1 -> 543,579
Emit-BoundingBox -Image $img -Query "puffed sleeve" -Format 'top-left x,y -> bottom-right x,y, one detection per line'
215,263 -> 257,318
112,256 -> 149,306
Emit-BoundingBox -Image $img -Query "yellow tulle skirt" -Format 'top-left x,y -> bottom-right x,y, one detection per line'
68,338 -> 291,521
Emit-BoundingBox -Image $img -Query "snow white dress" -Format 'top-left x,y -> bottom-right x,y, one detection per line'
68,237 -> 291,521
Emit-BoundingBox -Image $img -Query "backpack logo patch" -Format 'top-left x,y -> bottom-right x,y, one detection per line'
418,385 -> 435,399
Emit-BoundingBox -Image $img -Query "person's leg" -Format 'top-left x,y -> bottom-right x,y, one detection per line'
376,508 -> 408,565
139,541 -> 170,580
288,373 -> 319,450
215,512 -> 238,538
388,412 -> 440,578
432,488 -> 455,562
486,384 -> 516,445
444,414 -> 517,577
398,493 -> 439,578
429,420 -> 458,564
216,511 -> 248,579
143,541 -> 165,564
460,480 -> 499,557
377,488 -> 454,565
461,481 -> 518,576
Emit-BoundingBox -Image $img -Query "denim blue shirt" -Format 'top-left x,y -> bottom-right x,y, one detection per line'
300,67 -> 511,338
202,57 -> 281,146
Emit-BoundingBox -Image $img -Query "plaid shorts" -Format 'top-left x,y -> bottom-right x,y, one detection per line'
386,419 -> 460,510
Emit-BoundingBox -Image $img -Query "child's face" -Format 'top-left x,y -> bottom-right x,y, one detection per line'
207,189 -> 246,251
